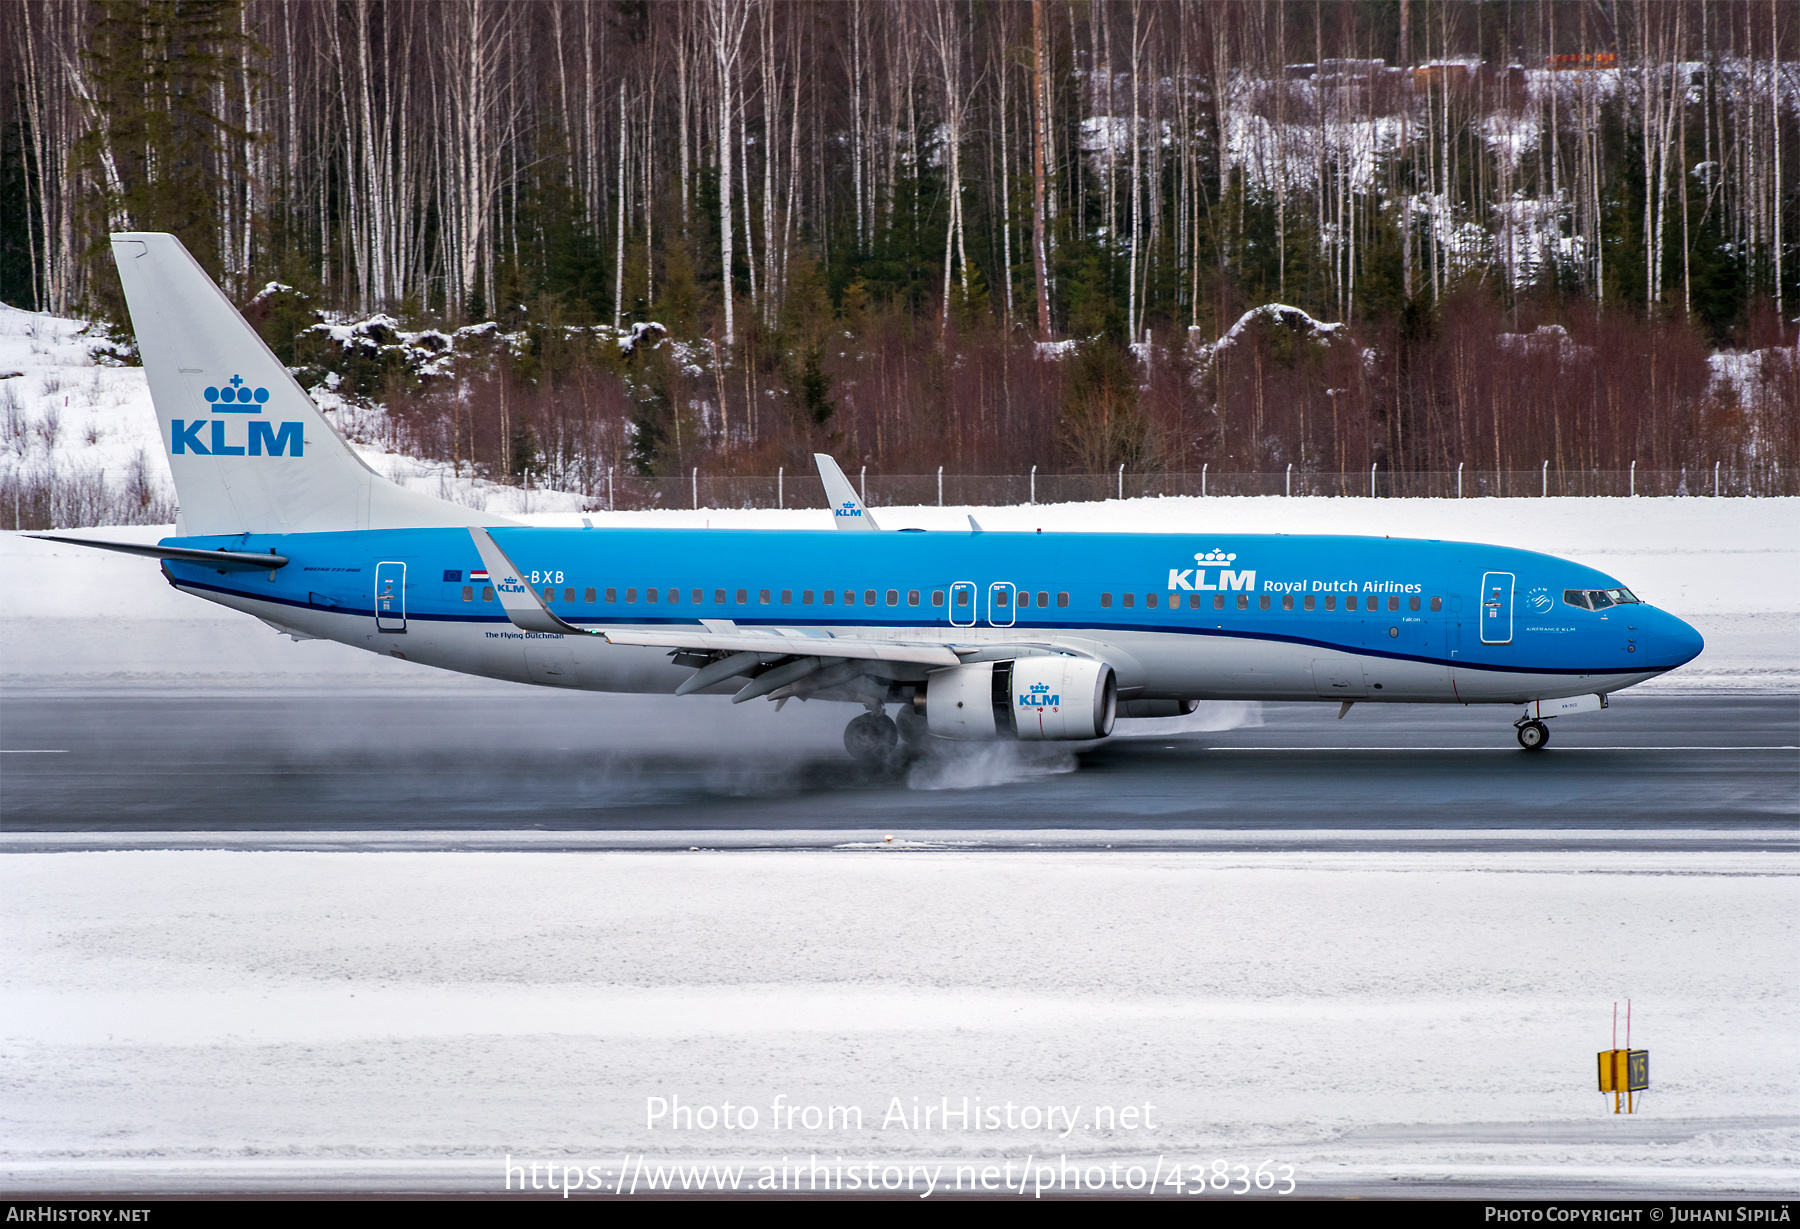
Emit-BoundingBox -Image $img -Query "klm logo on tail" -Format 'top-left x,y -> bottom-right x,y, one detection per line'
172,373 -> 304,456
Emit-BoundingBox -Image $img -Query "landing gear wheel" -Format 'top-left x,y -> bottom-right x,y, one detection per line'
895,704 -> 930,748
845,711 -> 899,764
1516,720 -> 1550,751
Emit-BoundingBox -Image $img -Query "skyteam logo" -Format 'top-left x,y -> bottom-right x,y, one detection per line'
1019,680 -> 1060,709
171,373 -> 303,457
834,500 -> 863,519
1168,548 -> 1255,593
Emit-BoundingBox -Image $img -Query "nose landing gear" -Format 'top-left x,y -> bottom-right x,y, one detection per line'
1515,719 -> 1550,751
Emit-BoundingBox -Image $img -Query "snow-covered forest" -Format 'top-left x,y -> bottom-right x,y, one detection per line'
1,0 -> 1796,495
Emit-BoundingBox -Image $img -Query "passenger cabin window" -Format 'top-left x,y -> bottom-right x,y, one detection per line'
803,590 -> 814,605
715,589 -> 727,604
737,588 -> 748,604
565,588 -> 576,603
1017,591 -> 1030,608
542,588 -> 554,602
1324,595 -> 1336,611
1188,593 -> 1201,609
760,589 -> 771,604
781,590 -> 792,604
1304,595 -> 1316,611
908,590 -> 920,606
886,590 -> 898,606
1282,594 -> 1294,610
606,588 -> 618,603
1213,594 -> 1225,610
1037,592 -> 1049,608
482,586 -> 494,602
462,585 -> 473,602
1145,593 -> 1157,609
1100,593 -> 1113,609
668,589 -> 679,604
1057,592 -> 1069,608
1388,595 -> 1399,611
1121,593 -> 1134,609
1430,596 -> 1442,612
1259,595 -> 1271,610
646,588 -> 657,603
692,589 -> 703,604
933,591 -> 945,607
585,588 -> 596,603
1345,595 -> 1358,611
864,590 -> 877,606
844,590 -> 856,605
626,588 -> 638,603
823,590 -> 835,605
1237,594 -> 1249,610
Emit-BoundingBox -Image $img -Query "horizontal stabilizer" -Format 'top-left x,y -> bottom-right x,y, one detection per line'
28,533 -> 287,572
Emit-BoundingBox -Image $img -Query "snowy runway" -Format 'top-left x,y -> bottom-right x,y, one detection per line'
3,847 -> 1795,1195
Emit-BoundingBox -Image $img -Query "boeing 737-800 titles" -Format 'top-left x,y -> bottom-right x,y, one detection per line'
34,234 -> 1703,761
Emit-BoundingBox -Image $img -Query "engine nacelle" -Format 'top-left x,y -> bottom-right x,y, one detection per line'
923,657 -> 1117,741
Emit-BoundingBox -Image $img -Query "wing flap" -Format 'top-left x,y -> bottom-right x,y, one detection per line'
600,627 -> 961,666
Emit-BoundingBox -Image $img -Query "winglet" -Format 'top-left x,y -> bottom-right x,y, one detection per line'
813,453 -> 881,531
467,527 -> 595,636
968,515 -> 985,534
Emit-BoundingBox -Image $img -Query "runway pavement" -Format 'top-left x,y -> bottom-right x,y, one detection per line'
2,688 -> 1792,837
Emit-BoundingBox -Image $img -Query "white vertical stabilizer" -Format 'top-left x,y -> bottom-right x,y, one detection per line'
112,232 -> 510,535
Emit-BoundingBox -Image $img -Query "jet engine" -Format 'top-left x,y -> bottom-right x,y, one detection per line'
922,657 -> 1117,741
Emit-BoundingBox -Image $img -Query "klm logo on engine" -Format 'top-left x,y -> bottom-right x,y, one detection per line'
1019,681 -> 1060,708
170,373 -> 304,456
1168,547 -> 1255,593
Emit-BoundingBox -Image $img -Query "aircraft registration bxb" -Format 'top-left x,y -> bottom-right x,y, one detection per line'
36,233 -> 1704,761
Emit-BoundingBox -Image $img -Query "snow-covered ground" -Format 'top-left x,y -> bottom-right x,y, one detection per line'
2,848 -> 1795,1195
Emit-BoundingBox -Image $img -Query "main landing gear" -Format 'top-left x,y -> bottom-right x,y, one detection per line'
1515,719 -> 1550,751
844,710 -> 899,764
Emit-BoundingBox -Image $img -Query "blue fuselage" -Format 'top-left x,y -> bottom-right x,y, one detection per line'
161,526 -> 1703,704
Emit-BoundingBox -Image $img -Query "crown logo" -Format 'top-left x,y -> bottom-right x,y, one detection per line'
1030,682 -> 1049,693
1195,548 -> 1238,564
204,374 -> 270,407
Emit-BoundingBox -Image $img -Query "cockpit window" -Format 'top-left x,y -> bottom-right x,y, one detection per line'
1564,587 -> 1640,610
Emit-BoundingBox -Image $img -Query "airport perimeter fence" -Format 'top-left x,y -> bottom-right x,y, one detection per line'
4,462 -> 1790,531
598,463 -> 1793,512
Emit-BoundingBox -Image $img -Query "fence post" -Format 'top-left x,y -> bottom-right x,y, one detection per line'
692,467 -> 698,510
1456,461 -> 1463,499
1285,463 -> 1292,497
937,466 -> 943,506
1030,465 -> 1036,505
1542,460 -> 1548,497
607,466 -> 614,511
860,465 -> 867,503
777,466 -> 783,509
1629,460 -> 1636,498
1118,463 -> 1124,500
1370,462 -> 1377,498
1201,462 -> 1208,497
1713,460 -> 1720,497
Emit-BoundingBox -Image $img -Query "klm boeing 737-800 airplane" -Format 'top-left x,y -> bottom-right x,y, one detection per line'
35,233 -> 1704,761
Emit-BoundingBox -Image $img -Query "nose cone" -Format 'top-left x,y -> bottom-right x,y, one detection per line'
1654,610 -> 1705,670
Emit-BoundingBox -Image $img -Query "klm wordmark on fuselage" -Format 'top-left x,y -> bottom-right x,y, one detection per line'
35,231 -> 1705,759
